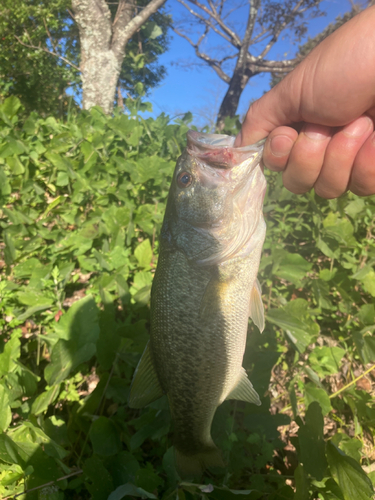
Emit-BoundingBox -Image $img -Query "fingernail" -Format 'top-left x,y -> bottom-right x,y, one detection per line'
304,124 -> 331,140
343,116 -> 372,137
269,135 -> 294,157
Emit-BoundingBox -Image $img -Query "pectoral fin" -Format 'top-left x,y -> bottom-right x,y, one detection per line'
128,342 -> 164,409
226,368 -> 261,406
249,278 -> 264,333
199,275 -> 228,320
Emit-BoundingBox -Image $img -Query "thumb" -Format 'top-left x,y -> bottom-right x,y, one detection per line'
235,78 -> 302,147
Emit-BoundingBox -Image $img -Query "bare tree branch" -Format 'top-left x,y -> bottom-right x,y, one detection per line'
43,17 -> 57,52
258,0 -> 305,59
67,7 -> 76,20
111,0 -> 167,60
172,26 -> 231,83
237,0 -> 260,69
176,0 -> 234,46
183,0 -> 242,47
14,34 -> 80,71
172,0 -> 362,127
253,65 -> 294,74
254,57 -> 300,69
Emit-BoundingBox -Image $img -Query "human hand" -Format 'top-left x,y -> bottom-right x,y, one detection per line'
235,6 -> 375,198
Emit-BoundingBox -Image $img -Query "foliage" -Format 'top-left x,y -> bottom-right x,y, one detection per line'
0,0 -> 79,117
0,96 -> 375,499
117,7 -> 171,102
0,0 -> 170,116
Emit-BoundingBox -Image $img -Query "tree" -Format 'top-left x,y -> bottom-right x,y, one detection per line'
0,0 -> 79,116
270,0 -> 375,88
72,0 -> 167,113
172,0 -> 333,129
0,0 -> 170,115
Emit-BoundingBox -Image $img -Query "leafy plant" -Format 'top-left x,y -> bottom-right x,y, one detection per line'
0,96 -> 374,499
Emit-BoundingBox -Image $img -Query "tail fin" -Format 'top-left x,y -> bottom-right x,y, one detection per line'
175,445 -> 225,479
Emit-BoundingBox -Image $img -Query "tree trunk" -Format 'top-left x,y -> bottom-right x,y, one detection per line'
72,0 -> 166,114
216,0 -> 260,130
216,69 -> 253,131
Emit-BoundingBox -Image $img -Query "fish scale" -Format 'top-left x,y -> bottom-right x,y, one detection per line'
129,131 -> 266,478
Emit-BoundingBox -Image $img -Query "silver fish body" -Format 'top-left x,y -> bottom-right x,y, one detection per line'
129,131 -> 266,477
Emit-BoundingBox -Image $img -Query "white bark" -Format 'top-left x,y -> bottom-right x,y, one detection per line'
72,0 -> 166,113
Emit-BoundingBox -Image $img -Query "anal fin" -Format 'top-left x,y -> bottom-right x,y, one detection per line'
226,368 -> 261,406
128,341 -> 164,409
249,278 -> 265,333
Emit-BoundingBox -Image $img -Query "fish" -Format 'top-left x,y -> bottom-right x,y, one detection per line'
129,130 -> 267,478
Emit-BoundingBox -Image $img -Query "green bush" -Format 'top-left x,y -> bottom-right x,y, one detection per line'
0,96 -> 374,499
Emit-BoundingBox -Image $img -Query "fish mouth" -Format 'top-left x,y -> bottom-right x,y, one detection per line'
186,130 -> 265,169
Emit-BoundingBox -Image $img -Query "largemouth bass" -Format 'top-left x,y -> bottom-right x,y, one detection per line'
129,131 -> 266,477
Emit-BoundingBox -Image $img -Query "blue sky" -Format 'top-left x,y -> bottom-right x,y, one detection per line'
144,0 -> 355,126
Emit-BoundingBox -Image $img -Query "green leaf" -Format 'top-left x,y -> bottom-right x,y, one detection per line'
358,304 -> 375,325
108,483 -> 157,500
31,384 -> 61,416
304,384 -> 332,416
0,165 -> 11,196
361,271 -> 375,297
0,138 -> 26,158
17,304 -> 53,322
316,237 -> 340,259
327,442 -> 374,500
0,330 -> 21,377
134,239 -> 153,268
345,198 -> 365,218
45,296 -> 100,385
143,21 -> 163,40
16,290 -> 53,308
0,385 -> 12,432
84,456 -> 114,500
308,346 -> 345,377
45,339 -> 97,386
272,250 -> 312,285
11,421 -> 68,463
0,434 -> 24,465
56,171 -> 69,186
323,215 -> 355,246
1,96 -> 22,120
353,333 -> 375,364
3,229 -> 17,265
267,299 -> 319,353
6,155 -> 25,174
89,417 -> 121,457
298,401 -> 328,480
331,434 -> 362,462
294,464 -> 309,500
45,152 -> 73,170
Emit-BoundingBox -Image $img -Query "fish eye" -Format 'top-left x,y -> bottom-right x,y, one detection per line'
177,171 -> 193,188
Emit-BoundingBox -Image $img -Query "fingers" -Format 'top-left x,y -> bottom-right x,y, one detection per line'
262,126 -> 298,172
349,130 -> 375,196
315,116 -> 373,198
282,124 -> 332,194
261,116 -> 375,198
